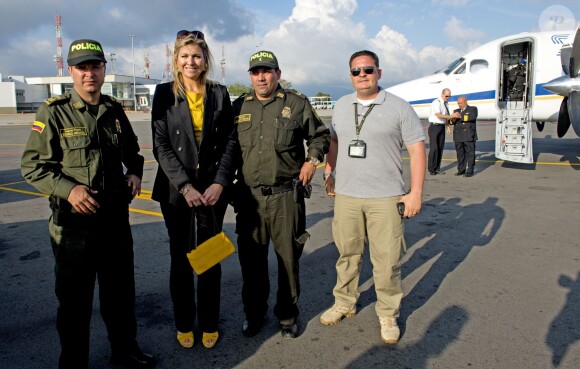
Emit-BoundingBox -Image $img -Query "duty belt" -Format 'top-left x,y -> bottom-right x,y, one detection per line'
252,181 -> 294,196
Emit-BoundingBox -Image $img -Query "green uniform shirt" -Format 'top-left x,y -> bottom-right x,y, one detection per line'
21,89 -> 144,200
233,87 -> 329,187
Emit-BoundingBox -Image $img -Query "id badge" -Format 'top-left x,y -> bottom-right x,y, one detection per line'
348,140 -> 367,158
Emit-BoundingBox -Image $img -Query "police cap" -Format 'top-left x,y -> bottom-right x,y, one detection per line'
248,50 -> 279,71
67,39 -> 107,66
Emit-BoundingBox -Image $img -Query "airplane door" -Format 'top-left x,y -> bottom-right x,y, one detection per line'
495,39 -> 534,163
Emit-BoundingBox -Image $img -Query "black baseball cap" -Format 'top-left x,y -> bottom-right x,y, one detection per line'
248,50 -> 279,71
67,39 -> 107,66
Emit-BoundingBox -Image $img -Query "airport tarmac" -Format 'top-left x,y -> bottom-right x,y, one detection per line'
1,112 -> 579,369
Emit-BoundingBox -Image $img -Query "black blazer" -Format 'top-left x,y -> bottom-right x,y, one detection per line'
452,105 -> 478,142
151,81 -> 236,206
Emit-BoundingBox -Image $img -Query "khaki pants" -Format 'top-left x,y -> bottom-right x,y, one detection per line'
331,194 -> 406,317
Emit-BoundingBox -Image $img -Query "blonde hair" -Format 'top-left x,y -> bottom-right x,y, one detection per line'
171,33 -> 214,99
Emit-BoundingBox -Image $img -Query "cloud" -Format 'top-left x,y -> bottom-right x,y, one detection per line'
0,0 -> 254,78
444,16 -> 485,50
0,0 -> 496,98
218,0 -> 461,94
431,0 -> 469,6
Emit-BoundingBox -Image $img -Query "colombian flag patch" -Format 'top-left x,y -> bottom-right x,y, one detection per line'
32,121 -> 46,133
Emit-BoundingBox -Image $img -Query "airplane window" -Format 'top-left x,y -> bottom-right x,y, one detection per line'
470,59 -> 489,74
454,63 -> 466,74
442,58 -> 465,75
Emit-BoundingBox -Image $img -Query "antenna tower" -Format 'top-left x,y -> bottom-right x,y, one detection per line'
220,45 -> 226,85
144,52 -> 150,79
164,43 -> 171,79
54,12 -> 63,76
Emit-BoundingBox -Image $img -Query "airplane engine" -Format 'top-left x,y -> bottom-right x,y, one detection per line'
557,97 -> 571,137
569,91 -> 580,136
544,25 -> 580,138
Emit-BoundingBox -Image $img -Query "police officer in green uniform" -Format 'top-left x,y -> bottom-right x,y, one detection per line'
21,39 -> 155,369
232,50 -> 330,339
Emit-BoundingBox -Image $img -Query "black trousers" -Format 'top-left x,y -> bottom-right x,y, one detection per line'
428,123 -> 446,173
455,141 -> 476,174
49,206 -> 138,369
235,187 -> 309,325
160,200 -> 227,333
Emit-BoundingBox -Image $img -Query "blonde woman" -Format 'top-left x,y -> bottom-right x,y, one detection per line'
151,30 -> 236,349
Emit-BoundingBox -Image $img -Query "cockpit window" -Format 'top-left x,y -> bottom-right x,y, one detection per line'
442,57 -> 465,75
454,62 -> 466,74
470,59 -> 489,74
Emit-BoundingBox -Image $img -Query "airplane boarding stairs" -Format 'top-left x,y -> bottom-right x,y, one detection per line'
495,101 -> 534,164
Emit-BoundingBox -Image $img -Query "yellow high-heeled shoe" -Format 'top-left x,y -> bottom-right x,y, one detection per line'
176,331 -> 194,349
202,331 -> 219,349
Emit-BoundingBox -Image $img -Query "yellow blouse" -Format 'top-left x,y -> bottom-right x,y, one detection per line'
186,91 -> 204,146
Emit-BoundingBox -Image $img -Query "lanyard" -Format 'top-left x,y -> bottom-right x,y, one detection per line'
354,103 -> 375,138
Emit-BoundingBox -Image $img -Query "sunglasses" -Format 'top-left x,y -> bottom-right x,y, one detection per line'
74,64 -> 104,72
350,66 -> 377,77
176,30 -> 205,40
443,95 -> 450,98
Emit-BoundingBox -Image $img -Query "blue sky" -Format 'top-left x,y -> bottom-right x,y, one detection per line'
0,0 -> 578,99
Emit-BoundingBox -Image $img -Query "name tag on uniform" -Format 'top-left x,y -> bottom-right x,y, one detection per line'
235,114 -> 251,124
60,127 -> 88,138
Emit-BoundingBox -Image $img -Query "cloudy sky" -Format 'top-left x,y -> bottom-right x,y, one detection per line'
0,0 -> 578,98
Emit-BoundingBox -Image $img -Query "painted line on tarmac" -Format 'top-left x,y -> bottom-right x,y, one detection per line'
0,184 -> 162,216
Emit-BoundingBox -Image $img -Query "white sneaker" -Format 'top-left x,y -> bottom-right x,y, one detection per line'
320,304 -> 356,325
379,316 -> 400,344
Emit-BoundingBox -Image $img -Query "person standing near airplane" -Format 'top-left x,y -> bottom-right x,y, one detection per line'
151,30 -> 237,350
20,39 -> 155,369
231,50 -> 330,339
320,50 -> 425,344
447,96 -> 478,177
428,88 -> 454,175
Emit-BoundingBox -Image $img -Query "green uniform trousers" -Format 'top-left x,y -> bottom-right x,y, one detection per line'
49,204 -> 138,369
236,187 -> 310,325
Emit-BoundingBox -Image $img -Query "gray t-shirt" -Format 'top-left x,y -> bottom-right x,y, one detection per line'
330,88 -> 425,198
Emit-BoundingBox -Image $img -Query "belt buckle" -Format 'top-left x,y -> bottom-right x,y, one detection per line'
261,186 -> 272,196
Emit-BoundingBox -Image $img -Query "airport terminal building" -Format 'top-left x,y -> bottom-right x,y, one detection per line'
0,73 -> 161,114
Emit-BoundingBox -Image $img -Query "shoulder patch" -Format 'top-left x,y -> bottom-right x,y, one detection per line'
285,89 -> 306,100
103,95 -> 120,105
44,95 -> 66,106
31,121 -> 46,134
232,94 -> 250,104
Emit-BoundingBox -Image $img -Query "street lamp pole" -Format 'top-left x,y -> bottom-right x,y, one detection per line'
130,34 -> 137,111
107,52 -> 116,74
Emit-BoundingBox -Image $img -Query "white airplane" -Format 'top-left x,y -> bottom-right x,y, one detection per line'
386,26 -> 580,164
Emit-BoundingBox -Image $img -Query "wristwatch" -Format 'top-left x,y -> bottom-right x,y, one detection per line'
306,157 -> 320,166
179,183 -> 193,196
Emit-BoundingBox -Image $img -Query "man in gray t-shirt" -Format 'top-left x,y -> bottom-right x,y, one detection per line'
320,50 -> 426,345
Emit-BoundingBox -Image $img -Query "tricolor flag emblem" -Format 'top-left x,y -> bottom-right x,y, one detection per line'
32,121 -> 46,133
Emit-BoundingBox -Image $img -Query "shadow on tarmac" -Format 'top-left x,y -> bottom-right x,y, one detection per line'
399,197 -> 503,327
345,306 -> 468,368
546,272 -> 580,367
